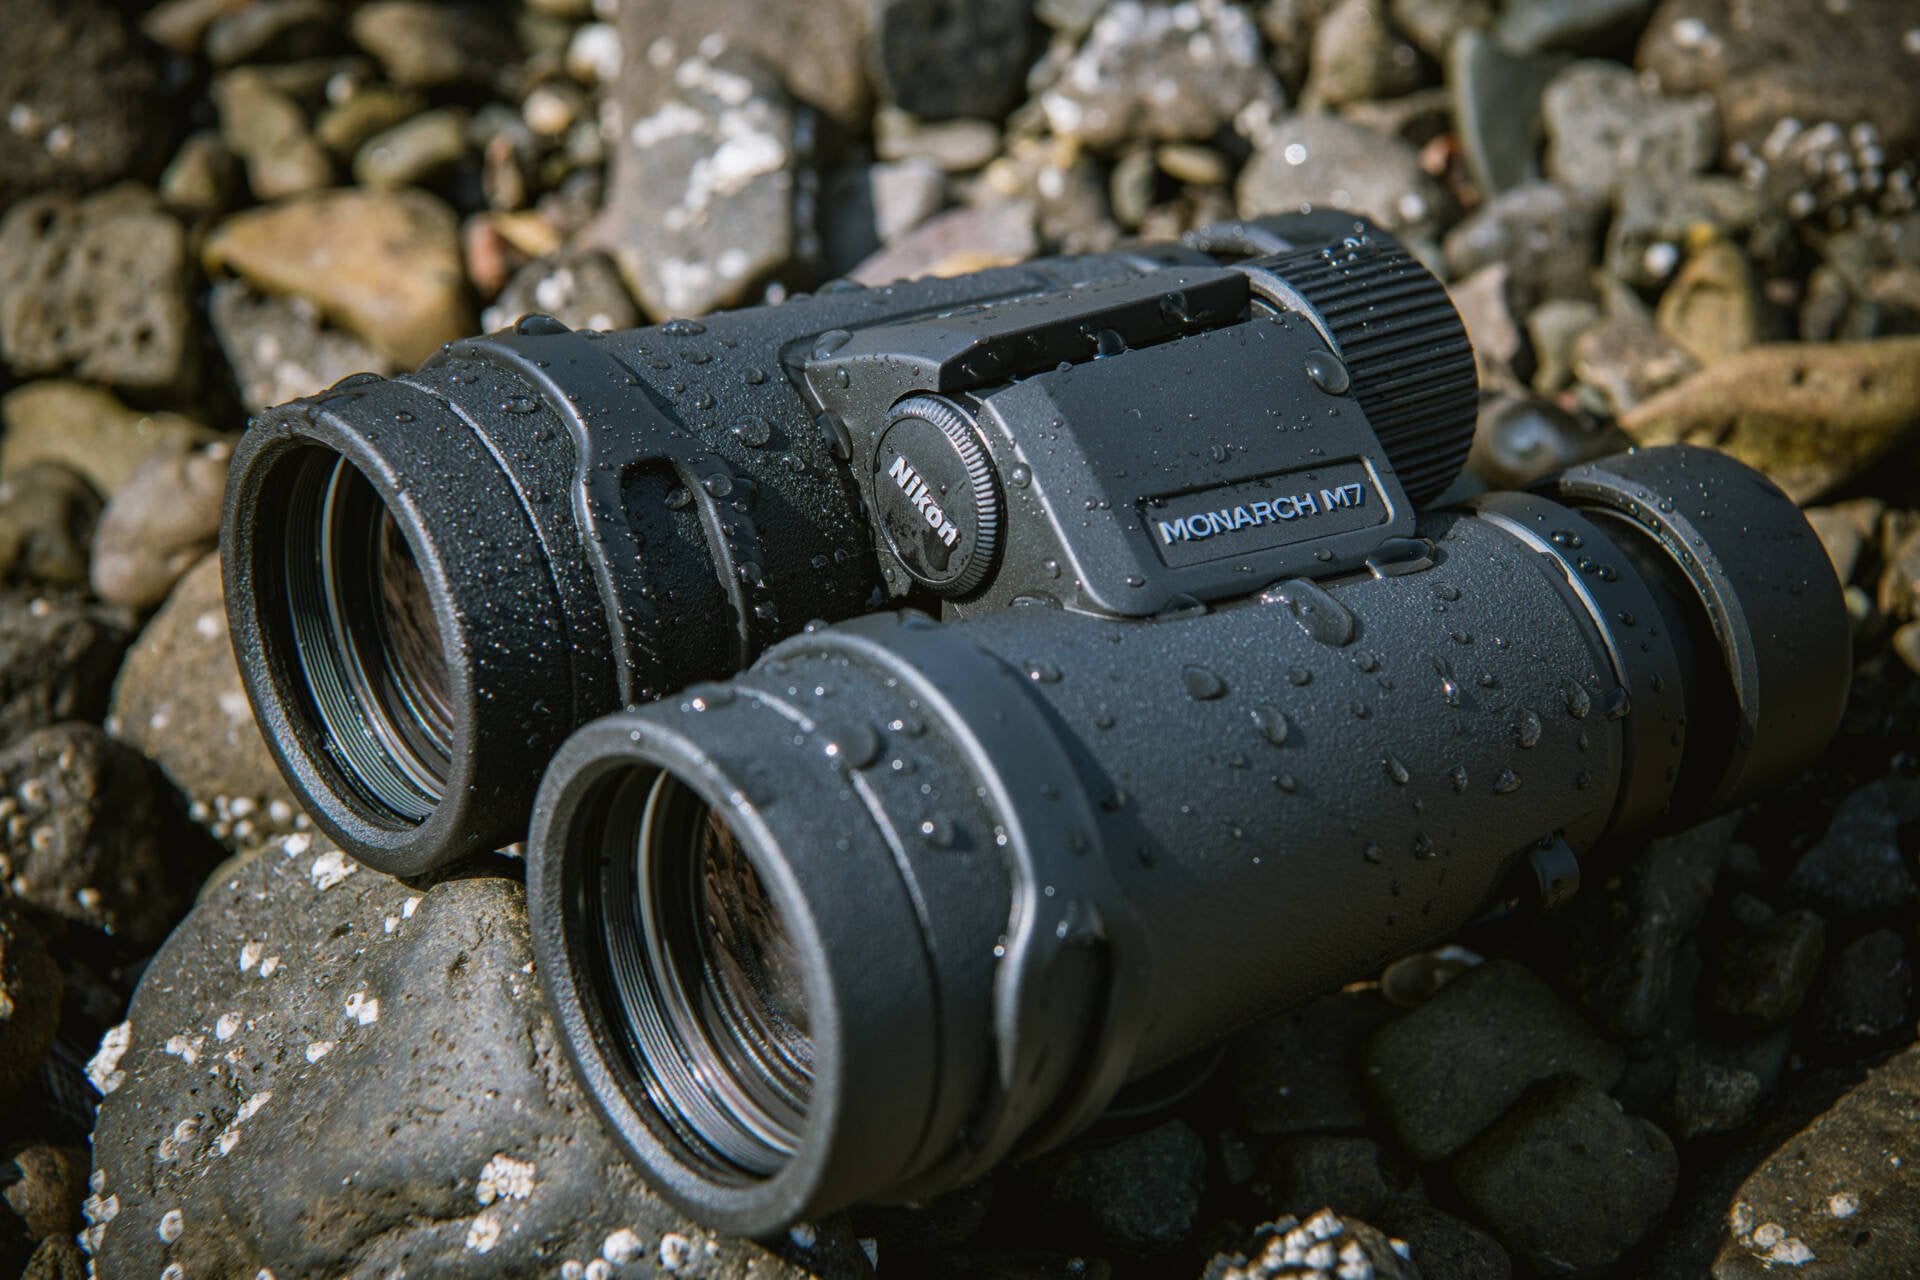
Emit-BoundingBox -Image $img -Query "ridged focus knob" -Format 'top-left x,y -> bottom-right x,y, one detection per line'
1250,232 -> 1479,506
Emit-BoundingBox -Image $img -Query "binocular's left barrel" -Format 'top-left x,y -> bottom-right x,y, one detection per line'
526,445 -> 1848,1234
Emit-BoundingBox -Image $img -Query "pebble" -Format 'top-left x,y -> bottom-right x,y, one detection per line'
1236,114 -> 1446,236
610,0 -> 870,129
89,441 -> 232,612
1669,1053 -> 1764,1141
1803,498 -> 1884,588
849,201 -> 1039,286
1495,0 -> 1651,56
211,68 -> 334,200
313,84 -> 429,157
874,110 -> 1002,173
1445,34 -> 1571,199
1020,1119 -> 1207,1250
349,0 -> 519,89
481,250 -> 640,334
1655,238 -> 1771,364
0,1144 -> 89,1266
1452,1073 -> 1678,1276
1255,1133 -> 1410,1220
1541,60 -> 1718,203
0,189 -> 198,397
0,904 -> 62,1112
1785,778 -> 1920,919
0,466 -> 100,590
0,592 -> 130,746
1808,929 -> 1915,1048
1710,909 -> 1827,1029
1604,175 -> 1785,290
1467,394 -> 1619,489
1526,297 -> 1602,395
157,131 -> 241,218
1302,0 -> 1428,111
203,188 -> 474,367
202,0 -> 337,67
207,280 -> 394,414
1362,959 -> 1625,1163
1372,1198 -> 1511,1280
352,106 -> 470,189
1449,262 -> 1524,388
1571,277 -> 1700,416
1389,0 -> 1493,60
868,0 -> 1037,122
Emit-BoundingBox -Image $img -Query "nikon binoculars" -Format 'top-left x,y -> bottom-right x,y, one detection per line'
221,215 -> 1850,1233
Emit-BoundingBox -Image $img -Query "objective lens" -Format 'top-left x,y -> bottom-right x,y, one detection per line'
585,769 -> 812,1181
281,451 -> 453,822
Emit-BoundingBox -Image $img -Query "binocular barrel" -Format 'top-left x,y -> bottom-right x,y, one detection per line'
527,445 -> 1847,1234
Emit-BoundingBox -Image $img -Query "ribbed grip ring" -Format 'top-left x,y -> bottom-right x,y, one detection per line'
1254,235 -> 1478,506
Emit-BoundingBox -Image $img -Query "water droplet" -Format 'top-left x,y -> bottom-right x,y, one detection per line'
1493,769 -> 1522,794
1262,578 -> 1356,646
1287,666 -> 1313,687
702,473 -> 734,498
501,394 -> 539,414
662,318 -> 706,336
1449,629 -> 1472,644
1449,764 -> 1468,792
1603,688 -> 1632,720
685,685 -> 734,711
1563,682 -> 1592,719
1440,677 -> 1461,706
731,415 -> 772,447
1304,349 -> 1351,395
820,721 -> 880,769
1516,709 -> 1543,749
743,366 -> 767,385
664,486 -> 691,511
1253,704 -> 1290,746
1353,649 -> 1378,672
1412,831 -> 1435,858
1026,660 -> 1062,683
1041,558 -> 1061,578
1275,773 -> 1299,793
1009,464 -> 1032,489
1575,768 -> 1593,790
1362,839 -> 1383,863
1095,327 -> 1127,356
1182,664 -> 1226,700
1384,752 -> 1410,785
918,815 -> 955,847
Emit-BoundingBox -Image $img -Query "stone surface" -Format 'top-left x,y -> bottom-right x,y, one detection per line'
1655,238 -> 1769,364
352,106 -> 470,190
0,189 -> 198,397
850,201 -> 1039,286
349,0 -> 519,89
0,0 -> 174,206
206,280 -> 394,414
1712,1043 -> 1920,1277
612,0 -> 870,127
1363,958 -> 1625,1163
0,1145 -> 88,1272
1039,0 -> 1285,150
1237,114 -> 1445,236
1020,1120 -> 1207,1251
1809,930 -> 1914,1048
1229,989 -> 1394,1136
1604,175 -> 1783,290
89,845 -> 811,1278
0,903 -> 61,1111
0,384 -> 217,499
1669,1053 -> 1764,1141
1619,338 -> 1920,504
1201,1210 -> 1418,1280
0,723 -> 215,947
1786,781 -> 1920,920
1495,0 -> 1651,56
0,592 -> 130,748
869,0 -> 1035,122
603,47 -> 801,318
1573,278 -> 1700,416
482,249 -> 641,335
1255,1134 -> 1410,1220
0,465 -> 98,590
1709,909 -> 1827,1030
211,67 -> 333,201
1453,1074 -> 1678,1277
1302,0 -> 1427,111
89,440 -> 232,613
1541,60 -> 1718,203
203,188 -> 474,367
1374,1198 -> 1511,1280
106,554 -> 294,819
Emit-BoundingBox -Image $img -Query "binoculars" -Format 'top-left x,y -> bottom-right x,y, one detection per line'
220,215 -> 1850,1234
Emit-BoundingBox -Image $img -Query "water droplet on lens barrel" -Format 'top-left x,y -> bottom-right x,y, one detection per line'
1253,704 -> 1290,746
1516,709 -> 1543,748
819,721 -> 880,769
1563,682 -> 1592,719
1304,349 -> 1351,395
1493,769 -> 1522,794
662,318 -> 706,336
811,328 -> 852,358
1182,664 -> 1226,700
1384,752 -> 1410,785
1025,660 -> 1062,683
1449,764 -> 1468,792
918,815 -> 955,847
1604,688 -> 1632,720
1287,666 -> 1313,687
501,395 -> 539,414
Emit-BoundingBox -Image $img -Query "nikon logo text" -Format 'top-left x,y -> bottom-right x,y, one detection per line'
887,455 -> 960,548
1156,483 -> 1365,546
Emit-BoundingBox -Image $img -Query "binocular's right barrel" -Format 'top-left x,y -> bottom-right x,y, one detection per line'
526,445 -> 1848,1234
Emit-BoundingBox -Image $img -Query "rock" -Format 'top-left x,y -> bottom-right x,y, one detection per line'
210,67 -> 333,200
1786,778 -> 1920,920
1255,1135 -> 1410,1220
202,0 -> 341,66
313,83 -> 430,157
88,845 -> 812,1278
875,110 -> 1002,173
1562,815 -> 1736,1039
1373,1198 -> 1510,1280
1526,297 -> 1601,394
1362,958 -> 1625,1163
869,159 -> 948,244
977,136 -> 1119,255
204,188 -> 474,368
1467,394 -> 1621,489
1201,1210 -> 1417,1280
89,440 -> 231,612
1803,498 -> 1883,587
1894,621 -> 1920,675
1712,1043 -> 1920,1277
352,106 -> 470,190
1638,0 -> 1920,169
1450,263 -> 1523,388
1617,337 -> 1920,503
869,0 -> 1036,122
1443,182 -> 1598,312
611,0 -> 869,127
850,201 -> 1038,286
0,903 -> 61,1112
157,131 -> 241,218
1227,989 -> 1394,1136
1390,0 -> 1493,59
1655,239 -> 1770,364
1541,60 -> 1718,203
481,250 -> 640,335
1302,0 -> 1428,111
0,0 -> 174,206
106,555 -> 294,820
21,1237 -> 86,1279
602,47 -> 801,318
0,465 -> 98,590
1452,1074 -> 1677,1276
0,723 -> 215,947
1709,909 -> 1827,1030
207,280 -> 394,414
1604,175 -> 1785,290
1884,524 -> 1920,624
1020,1120 -> 1206,1251
0,593 -> 130,747
0,188 -> 198,397
1,1145 -> 87,1269
1157,142 -> 1233,187
1236,115 -> 1446,237
349,0 -> 519,89
1571,278 -> 1700,416
1039,0 -> 1285,150
1444,32 -> 1561,197
1669,1053 -> 1764,1140
1809,929 -> 1914,1048
1494,0 -> 1652,56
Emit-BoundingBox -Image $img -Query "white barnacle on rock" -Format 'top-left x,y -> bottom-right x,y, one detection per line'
602,1227 -> 644,1264
403,896 -> 421,919
1828,1191 -> 1858,1218
559,1261 -> 584,1280
384,915 -> 400,934
157,1207 -> 184,1244
158,1117 -> 200,1162
787,1222 -> 817,1250
259,956 -> 281,979
86,1020 -> 132,1095
164,1034 -> 204,1066
239,940 -> 264,973
236,1091 -> 272,1123
305,1040 -> 334,1063
344,992 -> 380,1026
215,1012 -> 242,1041
466,1212 -> 502,1254
283,831 -> 313,858
310,848 -> 357,890
476,1153 -> 537,1205
658,1232 -> 692,1270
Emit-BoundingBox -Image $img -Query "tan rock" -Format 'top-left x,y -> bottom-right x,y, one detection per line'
0,381 -> 219,496
1655,240 -> 1768,366
1619,338 -> 1920,504
203,189 -> 474,367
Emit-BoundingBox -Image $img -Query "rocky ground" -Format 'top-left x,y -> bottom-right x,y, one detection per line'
0,0 -> 1916,1276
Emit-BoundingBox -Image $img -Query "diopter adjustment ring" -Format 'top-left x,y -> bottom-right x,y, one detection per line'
1239,229 -> 1478,506
870,395 -> 1003,597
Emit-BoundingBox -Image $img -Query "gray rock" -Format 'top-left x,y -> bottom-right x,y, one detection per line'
1201,1210 -> 1418,1280
1227,989 -> 1394,1136
869,0 -> 1036,122
1258,0 -> 1339,96
0,592 -> 130,747
0,0 -> 174,206
1255,1135 -> 1411,1220
1526,297 -> 1602,395
1445,31 -> 1562,196
1039,0 -> 1285,149
0,724 -> 216,947
1709,909 -> 1827,1030
1301,0 -> 1428,111
1604,175 -> 1785,289
1495,0 -> 1652,56
106,554 -> 295,822
207,280 -> 394,415
1021,1119 -> 1206,1251
1236,115 -> 1446,236
1669,1053 -> 1763,1140
0,188 -> 198,397
352,106 -> 470,190
314,83 -> 429,158
604,47 -> 802,317
0,903 -> 60,1113
156,131 -> 241,218
870,159 -> 948,244
1570,277 -> 1699,416
0,465 -> 98,590
21,1236 -> 87,1279
1390,0 -> 1494,61
1362,958 -> 1625,1163
1373,1198 -> 1510,1280
88,440 -> 230,613
1562,815 -> 1736,1039
0,1145 -> 87,1273
611,0 -> 871,129
1809,929 -> 1914,1048
349,0 -> 519,89
1443,181 -> 1599,307
1787,776 -> 1920,919
874,110 -> 1001,173
1452,1074 -> 1677,1277
211,67 -> 334,201
482,250 -> 641,335
1467,394 -> 1621,489
849,201 -> 1038,286
1803,499 -> 1883,589
1541,60 -> 1718,203
978,135 -> 1119,254
89,845 -> 811,1279
1450,262 -> 1523,388
202,0 -> 340,66
1712,1043 -> 1920,1277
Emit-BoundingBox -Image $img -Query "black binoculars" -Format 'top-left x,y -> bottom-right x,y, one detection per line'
221,215 -> 1850,1234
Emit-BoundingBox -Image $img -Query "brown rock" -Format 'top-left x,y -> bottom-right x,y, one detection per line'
210,67 -> 333,200
0,383 -> 218,498
849,201 -> 1038,286
1656,239 -> 1769,365
203,189 -> 474,367
1619,338 -> 1920,503
90,441 -> 232,611
0,903 -> 61,1111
